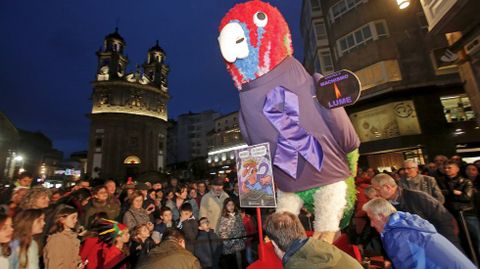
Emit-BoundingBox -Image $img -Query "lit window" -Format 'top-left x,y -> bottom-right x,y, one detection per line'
354,60 -> 402,90
440,95 -> 475,123
124,155 -> 141,164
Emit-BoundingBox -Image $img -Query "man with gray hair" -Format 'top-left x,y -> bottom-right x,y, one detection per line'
363,198 -> 475,269
264,211 -> 362,269
371,173 -> 462,251
400,159 -> 444,204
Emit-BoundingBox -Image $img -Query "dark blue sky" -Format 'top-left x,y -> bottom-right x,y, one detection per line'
0,1 -> 303,157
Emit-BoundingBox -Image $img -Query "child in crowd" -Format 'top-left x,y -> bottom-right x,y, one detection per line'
44,206 -> 83,269
218,198 -> 246,269
80,219 -> 130,269
11,209 -> 45,269
195,217 -> 221,269
0,213 -> 14,269
129,224 -> 156,268
100,219 -> 130,269
152,207 -> 174,243
177,203 -> 198,253
240,209 -> 256,264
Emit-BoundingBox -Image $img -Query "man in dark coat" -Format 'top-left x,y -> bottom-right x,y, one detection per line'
372,173 -> 463,251
443,160 -> 480,257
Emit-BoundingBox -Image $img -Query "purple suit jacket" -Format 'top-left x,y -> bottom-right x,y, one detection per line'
238,56 -> 360,192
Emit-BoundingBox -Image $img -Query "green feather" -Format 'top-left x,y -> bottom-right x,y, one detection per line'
295,149 -> 360,230
296,187 -> 319,214
340,149 -> 360,229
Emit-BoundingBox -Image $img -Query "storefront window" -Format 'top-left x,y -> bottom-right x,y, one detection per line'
440,95 -> 475,122
349,101 -> 421,143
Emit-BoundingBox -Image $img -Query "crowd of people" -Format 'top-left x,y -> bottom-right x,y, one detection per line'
0,174 -> 256,269
352,155 -> 480,268
0,154 -> 479,269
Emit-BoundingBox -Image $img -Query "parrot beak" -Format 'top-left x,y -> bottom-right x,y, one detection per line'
218,22 -> 249,63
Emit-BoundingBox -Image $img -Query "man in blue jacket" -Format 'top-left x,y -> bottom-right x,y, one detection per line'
363,198 -> 475,269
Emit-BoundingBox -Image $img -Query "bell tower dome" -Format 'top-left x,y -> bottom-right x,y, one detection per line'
96,27 -> 128,81
143,40 -> 169,89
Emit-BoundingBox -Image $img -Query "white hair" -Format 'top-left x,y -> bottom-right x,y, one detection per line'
403,159 -> 418,168
362,198 -> 397,218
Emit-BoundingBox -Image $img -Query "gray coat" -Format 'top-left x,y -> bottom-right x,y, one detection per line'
122,207 -> 151,231
399,174 -> 445,204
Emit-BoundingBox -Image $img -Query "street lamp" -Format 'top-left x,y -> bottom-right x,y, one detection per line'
14,156 -> 23,162
397,0 -> 410,9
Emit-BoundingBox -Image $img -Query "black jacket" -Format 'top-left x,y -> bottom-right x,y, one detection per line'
129,237 -> 156,268
194,230 -> 221,269
178,217 -> 198,254
395,188 -> 463,251
444,175 -> 476,215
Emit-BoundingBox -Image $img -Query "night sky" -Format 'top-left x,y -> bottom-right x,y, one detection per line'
0,1 -> 303,157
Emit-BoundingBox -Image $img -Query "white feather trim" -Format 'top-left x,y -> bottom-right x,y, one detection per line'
313,181 -> 347,232
275,189 -> 303,215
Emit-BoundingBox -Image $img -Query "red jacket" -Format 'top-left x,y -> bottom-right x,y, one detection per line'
103,245 -> 126,269
80,237 -> 126,269
354,176 -> 371,218
80,237 -> 103,269
242,214 -> 256,246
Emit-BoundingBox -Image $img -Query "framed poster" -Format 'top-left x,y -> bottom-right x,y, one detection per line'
235,143 -> 276,208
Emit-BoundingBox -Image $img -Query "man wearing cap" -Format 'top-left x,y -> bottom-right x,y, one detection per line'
199,178 -> 229,232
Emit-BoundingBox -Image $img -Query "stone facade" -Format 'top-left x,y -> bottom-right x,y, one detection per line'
87,29 -> 169,180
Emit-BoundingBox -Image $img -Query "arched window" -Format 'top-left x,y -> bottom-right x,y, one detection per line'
124,155 -> 141,165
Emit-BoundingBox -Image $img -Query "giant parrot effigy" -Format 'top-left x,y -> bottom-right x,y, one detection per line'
218,0 -> 361,243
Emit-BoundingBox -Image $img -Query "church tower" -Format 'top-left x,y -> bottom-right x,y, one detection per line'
143,40 -> 169,89
87,29 -> 169,181
96,27 -> 128,81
